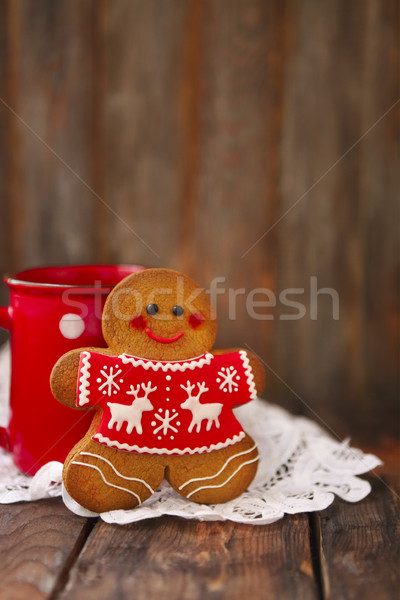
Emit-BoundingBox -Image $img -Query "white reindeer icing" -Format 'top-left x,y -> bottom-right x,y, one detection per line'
107,382 -> 156,435
180,380 -> 223,433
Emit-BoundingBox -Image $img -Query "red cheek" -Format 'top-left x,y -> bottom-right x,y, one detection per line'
130,315 -> 147,330
189,312 -> 205,329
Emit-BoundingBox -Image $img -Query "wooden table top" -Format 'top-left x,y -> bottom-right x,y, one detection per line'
0,440 -> 398,600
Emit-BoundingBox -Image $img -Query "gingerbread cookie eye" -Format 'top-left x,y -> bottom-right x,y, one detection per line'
146,304 -> 159,316
172,305 -> 184,317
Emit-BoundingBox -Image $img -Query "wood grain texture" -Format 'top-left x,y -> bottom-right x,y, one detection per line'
274,0 -> 399,437
0,498 -> 93,600
0,0 -> 398,438
59,514 -> 318,600
101,0 -> 186,267
189,0 -> 286,366
317,458 -> 400,600
0,2 -> 11,346
277,0 -> 366,421
9,0 -> 96,267
358,0 -> 400,440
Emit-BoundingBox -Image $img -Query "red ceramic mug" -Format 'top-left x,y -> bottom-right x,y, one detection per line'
0,264 -> 145,475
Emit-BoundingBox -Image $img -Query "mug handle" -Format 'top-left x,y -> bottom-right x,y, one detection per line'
0,306 -> 12,451
0,306 -> 11,330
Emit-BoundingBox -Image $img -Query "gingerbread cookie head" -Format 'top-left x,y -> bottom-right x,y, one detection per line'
101,268 -> 217,361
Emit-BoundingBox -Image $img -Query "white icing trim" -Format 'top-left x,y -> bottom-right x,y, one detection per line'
179,443 -> 258,490
238,350 -> 257,400
71,460 -> 142,505
186,455 -> 259,499
92,431 -> 245,455
119,352 -> 214,372
79,452 -> 155,494
78,351 -> 91,406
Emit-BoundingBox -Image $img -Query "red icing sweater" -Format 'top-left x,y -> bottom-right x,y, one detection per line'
77,351 -> 257,455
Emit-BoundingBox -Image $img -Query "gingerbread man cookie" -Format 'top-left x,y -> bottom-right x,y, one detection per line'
50,268 -> 265,513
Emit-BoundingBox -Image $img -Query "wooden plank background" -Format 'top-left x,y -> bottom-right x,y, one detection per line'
0,0 -> 398,442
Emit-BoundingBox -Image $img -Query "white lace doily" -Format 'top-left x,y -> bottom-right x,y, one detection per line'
0,343 -> 381,525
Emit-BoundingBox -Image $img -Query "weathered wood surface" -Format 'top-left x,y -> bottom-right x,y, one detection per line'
275,0 -> 400,441
0,1 -> 398,432
317,485 -> 400,600
316,447 -> 400,600
0,3 -> 12,344
0,442 -> 397,599
12,0 -> 96,268
59,514 -> 318,600
0,498 -> 93,600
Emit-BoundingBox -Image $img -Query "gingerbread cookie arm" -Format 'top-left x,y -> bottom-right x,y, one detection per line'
212,348 -> 266,397
50,347 -> 114,409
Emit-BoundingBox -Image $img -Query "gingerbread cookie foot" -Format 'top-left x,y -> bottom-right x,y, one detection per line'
165,434 -> 259,504
64,441 -> 165,513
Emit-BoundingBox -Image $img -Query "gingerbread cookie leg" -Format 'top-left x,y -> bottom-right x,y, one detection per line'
165,434 -> 259,504
64,437 -> 165,513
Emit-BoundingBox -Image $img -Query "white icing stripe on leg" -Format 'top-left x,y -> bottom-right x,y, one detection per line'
71,461 -> 142,505
178,444 -> 258,490
79,452 -> 155,494
186,455 -> 259,499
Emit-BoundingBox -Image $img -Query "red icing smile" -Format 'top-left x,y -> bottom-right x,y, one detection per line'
145,328 -> 184,344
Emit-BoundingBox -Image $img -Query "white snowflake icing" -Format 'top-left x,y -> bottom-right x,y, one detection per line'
97,365 -> 123,396
152,409 -> 180,437
217,366 -> 239,393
